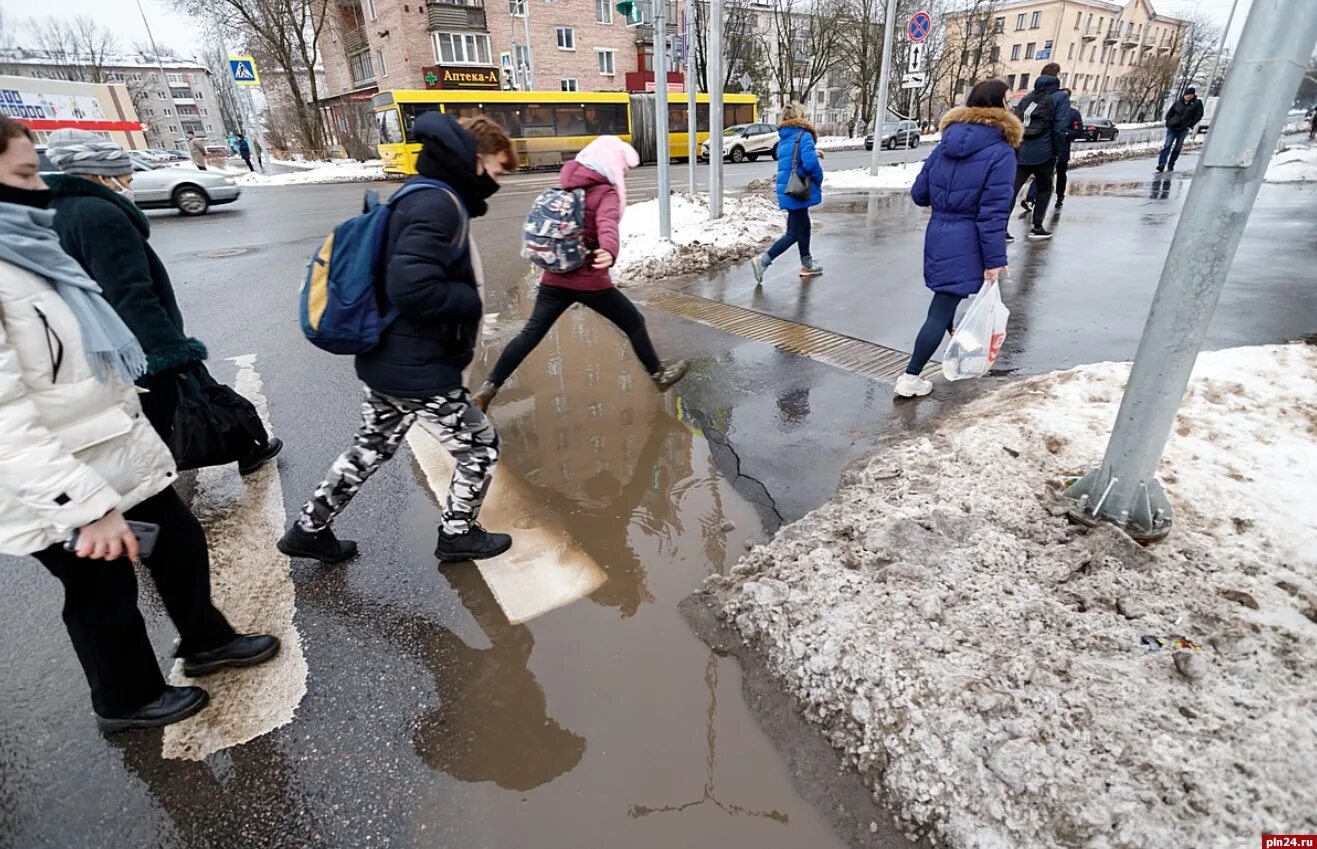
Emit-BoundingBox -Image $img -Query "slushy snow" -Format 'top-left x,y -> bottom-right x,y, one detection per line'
1264,144 -> 1317,183
614,192 -> 780,282
705,342 -> 1317,849
235,160 -> 386,186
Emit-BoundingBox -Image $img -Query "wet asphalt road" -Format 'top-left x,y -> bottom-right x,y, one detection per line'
2,136 -> 1314,849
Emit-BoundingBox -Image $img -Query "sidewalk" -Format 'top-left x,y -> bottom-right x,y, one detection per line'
652,147 -> 1317,377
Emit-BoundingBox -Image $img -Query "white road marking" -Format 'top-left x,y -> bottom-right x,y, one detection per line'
162,354 -> 308,761
407,427 -> 607,624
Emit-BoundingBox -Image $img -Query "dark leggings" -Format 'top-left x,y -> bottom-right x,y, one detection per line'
765,207 -> 812,264
906,292 -> 964,375
1012,160 -> 1055,228
1027,157 -> 1068,202
487,283 -> 662,386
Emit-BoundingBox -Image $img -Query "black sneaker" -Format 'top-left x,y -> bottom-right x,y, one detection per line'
1027,226 -> 1053,241
181,634 -> 280,677
238,437 -> 283,476
435,524 -> 512,562
1155,165 -> 1165,173
1055,197 -> 1065,209
1005,232 -> 1016,244
96,685 -> 209,733
1166,164 -> 1175,172
277,524 -> 358,563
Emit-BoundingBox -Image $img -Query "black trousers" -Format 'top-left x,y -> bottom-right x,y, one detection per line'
1027,157 -> 1069,202
1013,159 -> 1055,228
33,488 -> 236,717
487,284 -> 663,386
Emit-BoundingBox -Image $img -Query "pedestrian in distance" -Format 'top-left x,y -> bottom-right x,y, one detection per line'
750,101 -> 825,284
42,129 -> 283,475
0,117 -> 278,733
186,130 -> 207,171
237,133 -> 254,172
473,135 -> 690,412
1157,87 -> 1204,173
1008,63 -> 1070,242
1310,108 -> 1316,141
895,80 -> 1020,399
279,114 -> 516,565
1025,89 -> 1082,211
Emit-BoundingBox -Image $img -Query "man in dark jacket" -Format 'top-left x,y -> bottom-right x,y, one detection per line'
279,113 -> 517,565
1157,87 -> 1204,172
1026,94 -> 1083,210
1009,65 -> 1070,241
237,133 -> 254,171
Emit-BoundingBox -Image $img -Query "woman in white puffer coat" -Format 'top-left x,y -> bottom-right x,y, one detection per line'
0,117 -> 278,733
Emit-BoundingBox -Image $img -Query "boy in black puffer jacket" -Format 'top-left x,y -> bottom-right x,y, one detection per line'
279,114 -> 517,564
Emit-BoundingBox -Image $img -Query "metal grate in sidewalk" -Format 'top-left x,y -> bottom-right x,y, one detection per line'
642,289 -> 938,382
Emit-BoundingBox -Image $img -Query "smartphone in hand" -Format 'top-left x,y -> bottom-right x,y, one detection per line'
65,521 -> 161,559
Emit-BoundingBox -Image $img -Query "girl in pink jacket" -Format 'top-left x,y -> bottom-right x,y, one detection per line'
473,136 -> 688,411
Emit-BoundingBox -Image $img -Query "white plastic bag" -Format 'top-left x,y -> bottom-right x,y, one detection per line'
942,283 -> 1009,381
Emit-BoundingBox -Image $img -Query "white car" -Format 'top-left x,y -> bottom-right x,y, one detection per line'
699,123 -> 780,163
37,147 -> 241,216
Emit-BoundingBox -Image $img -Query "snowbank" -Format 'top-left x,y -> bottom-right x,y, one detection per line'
614,192 -> 780,282
704,342 -> 1317,849
823,162 -> 924,191
817,136 -> 867,151
235,160 -> 386,186
1266,145 -> 1317,183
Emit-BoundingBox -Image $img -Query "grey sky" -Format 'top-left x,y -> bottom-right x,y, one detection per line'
0,0 -> 1256,62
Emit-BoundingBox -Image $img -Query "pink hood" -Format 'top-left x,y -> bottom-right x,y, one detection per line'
573,135 -> 639,206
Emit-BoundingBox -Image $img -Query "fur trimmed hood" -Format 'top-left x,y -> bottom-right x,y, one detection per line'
939,106 -> 1023,148
778,117 -> 818,138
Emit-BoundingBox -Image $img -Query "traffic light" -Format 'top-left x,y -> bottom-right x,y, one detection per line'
616,0 -> 645,27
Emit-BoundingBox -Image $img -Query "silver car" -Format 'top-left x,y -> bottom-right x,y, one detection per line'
37,146 -> 241,216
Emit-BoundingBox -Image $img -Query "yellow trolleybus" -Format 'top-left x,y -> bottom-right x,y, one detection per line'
373,89 -> 758,175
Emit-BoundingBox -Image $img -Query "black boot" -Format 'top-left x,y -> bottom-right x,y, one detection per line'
181,634 -> 280,677
96,685 -> 209,733
434,524 -> 512,562
239,437 -> 283,475
277,524 -> 358,563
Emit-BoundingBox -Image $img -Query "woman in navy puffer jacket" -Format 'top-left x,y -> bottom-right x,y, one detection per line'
751,102 -> 825,284
896,79 -> 1021,398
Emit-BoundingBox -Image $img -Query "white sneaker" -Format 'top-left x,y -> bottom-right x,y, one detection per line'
894,373 -> 934,398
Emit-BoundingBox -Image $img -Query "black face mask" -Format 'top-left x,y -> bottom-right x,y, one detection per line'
0,184 -> 53,209
476,172 -> 501,199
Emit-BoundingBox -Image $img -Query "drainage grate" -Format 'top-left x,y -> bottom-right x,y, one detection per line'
644,289 -> 938,382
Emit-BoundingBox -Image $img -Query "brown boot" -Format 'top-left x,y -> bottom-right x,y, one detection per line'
471,381 -> 498,412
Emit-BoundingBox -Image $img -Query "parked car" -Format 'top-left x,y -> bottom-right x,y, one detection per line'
699,123 -> 779,163
1082,118 -> 1120,141
865,120 -> 921,151
35,146 -> 240,216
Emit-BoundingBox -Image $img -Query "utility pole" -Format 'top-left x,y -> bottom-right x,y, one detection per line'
685,0 -> 697,194
1065,0 -> 1317,541
708,0 -> 724,218
522,1 -> 535,90
654,0 -> 672,238
868,0 -> 899,176
1204,0 -> 1241,99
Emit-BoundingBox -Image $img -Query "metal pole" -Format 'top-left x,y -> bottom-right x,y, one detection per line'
242,88 -> 271,172
686,0 -> 697,194
654,0 -> 672,238
133,0 -> 174,149
708,0 -> 724,218
1065,0 -> 1317,541
1203,0 -> 1241,99
523,0 -> 535,90
868,0 -> 899,176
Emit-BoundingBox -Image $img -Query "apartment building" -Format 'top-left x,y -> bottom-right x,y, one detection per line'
947,0 -> 1189,121
0,49 -> 225,148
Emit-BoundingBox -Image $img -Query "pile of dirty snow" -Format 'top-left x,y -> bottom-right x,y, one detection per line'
824,162 -> 926,191
817,136 -> 867,151
235,160 -> 386,186
1264,145 -> 1317,183
614,192 -> 780,282
703,342 -> 1317,849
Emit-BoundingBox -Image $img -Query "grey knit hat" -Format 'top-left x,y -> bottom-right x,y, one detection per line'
45,128 -> 134,177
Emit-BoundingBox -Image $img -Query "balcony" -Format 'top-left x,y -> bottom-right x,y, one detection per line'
427,0 -> 487,31
1103,27 -> 1118,43
1120,31 -> 1138,46
172,97 -> 196,106
342,26 -> 368,53
1081,25 -> 1099,40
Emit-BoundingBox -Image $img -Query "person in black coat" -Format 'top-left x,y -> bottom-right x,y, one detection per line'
43,129 -> 281,475
1157,87 -> 1205,172
1026,97 -> 1083,210
279,114 -> 518,565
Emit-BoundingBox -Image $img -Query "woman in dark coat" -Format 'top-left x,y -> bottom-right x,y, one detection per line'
42,129 -> 280,472
896,79 -> 1021,398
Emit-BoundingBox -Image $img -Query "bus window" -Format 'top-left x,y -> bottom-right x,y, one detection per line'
522,104 -> 556,137
446,104 -> 484,122
377,108 -> 401,144
482,105 -> 524,137
668,102 -> 685,128
696,103 -> 710,132
724,103 -> 754,127
584,103 -> 628,135
555,106 -> 588,136
401,104 -> 442,139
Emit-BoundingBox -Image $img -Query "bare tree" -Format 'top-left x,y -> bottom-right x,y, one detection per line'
26,16 -> 121,82
759,0 -> 845,107
1120,52 -> 1178,122
833,0 -> 884,131
692,0 -> 765,94
0,9 -> 17,52
1169,11 -> 1220,95
200,38 -> 246,135
925,0 -> 1002,124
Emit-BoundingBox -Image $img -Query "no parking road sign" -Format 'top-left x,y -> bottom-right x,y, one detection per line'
228,55 -> 261,87
907,9 -> 932,42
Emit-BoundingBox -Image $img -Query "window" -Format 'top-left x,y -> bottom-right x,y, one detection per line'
1068,42 -> 1075,59
990,45 -> 1000,62
514,43 -> 531,70
200,107 -> 209,116
993,16 -> 1004,33
365,0 -> 378,19
1090,45 -> 1096,61
131,73 -> 142,81
157,91 -> 168,100
1025,42 -> 1035,59
560,78 -> 579,91
1100,46 -> 1108,63
433,31 -> 492,64
349,50 -> 375,83
145,108 -> 154,116
1030,10 -> 1041,28
378,108 -> 401,143
1019,72 -> 1030,89
596,0 -> 612,23
196,91 -> 204,100
1075,11 -> 1081,28
167,73 -> 182,83
509,0 -> 525,16
377,49 -> 388,76
1006,74 -> 1016,89
1015,13 -> 1025,30
556,27 -> 575,49
1010,44 -> 1021,60
596,48 -> 616,75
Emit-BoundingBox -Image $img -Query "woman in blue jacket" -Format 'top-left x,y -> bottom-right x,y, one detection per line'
751,102 -> 824,284
896,79 -> 1021,398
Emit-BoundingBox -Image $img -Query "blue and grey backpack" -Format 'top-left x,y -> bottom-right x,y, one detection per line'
301,177 -> 464,354
521,187 -> 588,273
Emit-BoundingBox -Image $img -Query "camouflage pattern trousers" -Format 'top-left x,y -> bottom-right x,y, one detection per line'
297,387 -> 500,537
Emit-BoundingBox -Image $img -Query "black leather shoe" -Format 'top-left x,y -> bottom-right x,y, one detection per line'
182,634 -> 280,677
434,524 -> 512,562
96,685 -> 209,733
278,524 -> 358,563
238,437 -> 283,475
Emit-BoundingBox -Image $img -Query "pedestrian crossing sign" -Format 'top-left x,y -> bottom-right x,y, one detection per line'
228,55 -> 261,87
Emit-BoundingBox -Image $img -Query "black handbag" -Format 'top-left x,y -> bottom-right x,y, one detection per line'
166,364 -> 268,471
785,133 -> 813,201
